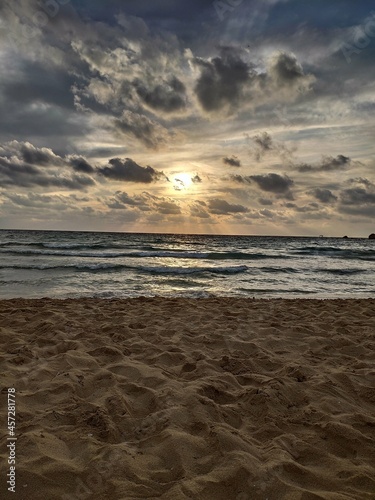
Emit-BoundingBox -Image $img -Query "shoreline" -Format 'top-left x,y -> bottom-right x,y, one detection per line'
1,296 -> 374,302
1,297 -> 375,499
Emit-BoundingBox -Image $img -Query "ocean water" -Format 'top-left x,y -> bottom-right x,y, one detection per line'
0,230 -> 374,299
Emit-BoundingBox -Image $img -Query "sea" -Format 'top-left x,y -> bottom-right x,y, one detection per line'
0,230 -> 374,299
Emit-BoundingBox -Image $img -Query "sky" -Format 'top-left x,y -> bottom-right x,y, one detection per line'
0,0 -> 374,236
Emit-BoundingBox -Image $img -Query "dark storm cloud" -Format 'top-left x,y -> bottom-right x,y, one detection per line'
311,188 -> 338,204
98,158 -> 167,183
193,47 -> 251,112
297,155 -> 352,173
223,156 -> 241,167
134,76 -> 187,113
250,173 -> 294,194
208,198 -> 249,215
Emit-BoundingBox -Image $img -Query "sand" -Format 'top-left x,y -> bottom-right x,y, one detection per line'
0,298 -> 375,500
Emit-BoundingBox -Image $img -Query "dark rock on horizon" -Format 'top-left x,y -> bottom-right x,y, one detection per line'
369,234 -> 375,239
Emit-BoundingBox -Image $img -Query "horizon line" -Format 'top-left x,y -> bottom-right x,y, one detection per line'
0,228 -> 369,239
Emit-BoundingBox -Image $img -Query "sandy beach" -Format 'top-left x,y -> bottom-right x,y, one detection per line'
1,298 -> 375,499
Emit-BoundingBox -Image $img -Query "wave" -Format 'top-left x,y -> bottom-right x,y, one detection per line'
237,287 -> 318,294
141,265 -> 248,275
0,263 -> 249,275
260,266 -> 300,274
0,263 -> 127,272
0,241 -> 156,251
293,246 -> 375,260
0,247 -> 290,260
319,268 -> 366,275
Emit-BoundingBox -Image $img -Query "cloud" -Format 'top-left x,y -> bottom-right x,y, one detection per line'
105,191 -> 151,211
229,174 -> 252,184
253,131 -> 273,152
251,131 -> 275,161
134,76 -> 187,113
340,187 -> 375,205
248,131 -> 295,162
190,202 -> 210,218
339,205 -> 375,218
173,178 -> 185,191
114,110 -> 172,149
192,174 -> 202,183
311,188 -> 338,203
258,198 -> 274,206
249,173 -> 294,194
155,200 -> 181,215
98,158 -> 167,183
284,202 -> 321,213
337,179 -> 375,218
4,141 -> 64,166
269,51 -> 309,88
68,155 -> 95,174
192,48 -> 314,114
0,142 -> 95,190
19,142 -> 64,166
208,198 -> 249,214
0,156 -> 95,190
2,192 -> 80,211
297,155 -> 352,173
223,155 -> 241,167
193,47 -> 251,113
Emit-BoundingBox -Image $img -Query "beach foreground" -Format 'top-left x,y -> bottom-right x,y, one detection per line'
1,298 -> 375,500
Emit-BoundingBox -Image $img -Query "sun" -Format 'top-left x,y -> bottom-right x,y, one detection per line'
172,173 -> 193,191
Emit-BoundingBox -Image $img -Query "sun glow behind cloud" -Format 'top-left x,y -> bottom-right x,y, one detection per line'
172,173 -> 194,191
